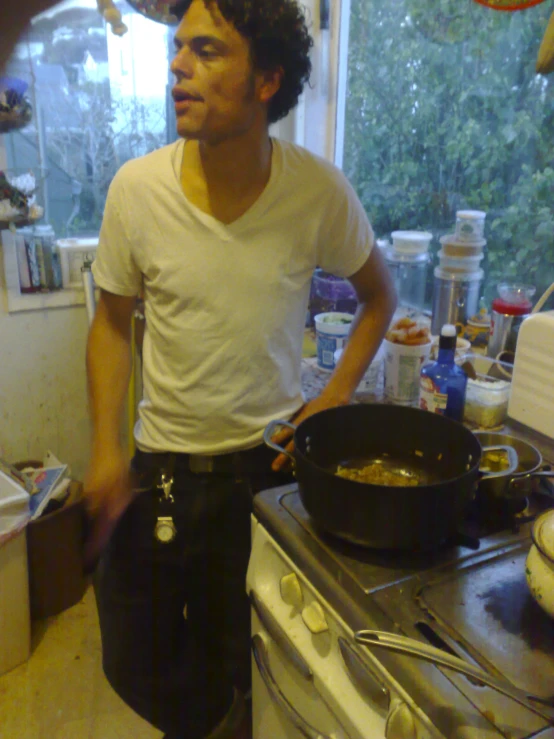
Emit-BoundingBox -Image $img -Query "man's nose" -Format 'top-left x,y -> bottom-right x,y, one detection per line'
171,46 -> 194,78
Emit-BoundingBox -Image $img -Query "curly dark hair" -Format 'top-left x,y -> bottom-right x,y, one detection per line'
171,0 -> 313,124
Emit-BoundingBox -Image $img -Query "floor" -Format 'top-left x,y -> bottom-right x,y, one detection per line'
0,585 -> 163,739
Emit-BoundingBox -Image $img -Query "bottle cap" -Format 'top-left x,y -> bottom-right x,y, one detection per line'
439,324 -> 457,351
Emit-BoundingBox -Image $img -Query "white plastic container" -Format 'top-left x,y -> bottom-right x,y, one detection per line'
437,249 -> 484,273
383,338 -> 432,405
390,230 -> 432,256
314,312 -> 354,371
0,470 -> 30,676
455,210 -> 486,242
56,237 -> 99,289
439,234 -> 486,258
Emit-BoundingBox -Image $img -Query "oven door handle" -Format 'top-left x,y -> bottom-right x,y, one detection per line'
252,633 -> 342,739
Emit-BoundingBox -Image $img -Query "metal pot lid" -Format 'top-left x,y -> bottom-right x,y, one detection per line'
532,509 -> 554,563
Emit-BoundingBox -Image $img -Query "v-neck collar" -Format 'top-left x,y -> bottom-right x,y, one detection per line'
171,138 -> 281,241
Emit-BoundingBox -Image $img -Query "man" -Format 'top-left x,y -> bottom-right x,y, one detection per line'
86,0 -> 396,737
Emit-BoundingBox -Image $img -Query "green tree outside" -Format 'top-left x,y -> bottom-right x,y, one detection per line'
343,0 -> 554,304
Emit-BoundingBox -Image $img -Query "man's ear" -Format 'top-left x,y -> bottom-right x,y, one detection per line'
257,66 -> 284,105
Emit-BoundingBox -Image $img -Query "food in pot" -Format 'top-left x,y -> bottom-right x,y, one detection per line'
479,448 -> 511,473
336,462 -> 421,486
385,316 -> 431,346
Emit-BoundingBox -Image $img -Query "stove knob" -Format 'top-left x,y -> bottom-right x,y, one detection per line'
280,573 -> 304,610
385,698 -> 417,739
301,601 -> 329,634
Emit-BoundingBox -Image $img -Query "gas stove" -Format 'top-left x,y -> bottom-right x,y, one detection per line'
250,422 -> 554,739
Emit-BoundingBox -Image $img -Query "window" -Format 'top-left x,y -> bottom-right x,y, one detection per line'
2,0 -> 177,238
338,0 -> 554,303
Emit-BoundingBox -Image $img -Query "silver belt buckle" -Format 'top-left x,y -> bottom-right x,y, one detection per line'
189,454 -> 214,474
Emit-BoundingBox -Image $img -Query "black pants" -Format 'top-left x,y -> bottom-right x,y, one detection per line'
94,445 -> 292,738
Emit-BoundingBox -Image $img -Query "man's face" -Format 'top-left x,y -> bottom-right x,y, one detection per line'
170,0 -> 264,143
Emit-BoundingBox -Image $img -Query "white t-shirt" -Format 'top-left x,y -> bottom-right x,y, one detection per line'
92,138 -> 374,454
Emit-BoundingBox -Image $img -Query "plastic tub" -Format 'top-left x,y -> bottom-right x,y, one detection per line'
383,338 -> 432,405
439,234 -> 486,258
314,312 -> 354,371
455,210 -> 486,242
390,230 -> 432,256
459,353 -> 513,428
437,249 -> 484,273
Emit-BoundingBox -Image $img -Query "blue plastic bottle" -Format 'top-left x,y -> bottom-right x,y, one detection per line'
419,324 -> 467,421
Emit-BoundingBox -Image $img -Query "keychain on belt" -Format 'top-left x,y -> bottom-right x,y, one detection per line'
154,469 -> 177,543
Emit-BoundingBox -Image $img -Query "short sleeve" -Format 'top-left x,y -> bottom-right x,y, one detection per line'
92,170 -> 142,297
316,172 -> 374,278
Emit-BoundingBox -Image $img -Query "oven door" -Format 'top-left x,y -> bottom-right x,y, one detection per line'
251,610 -> 350,739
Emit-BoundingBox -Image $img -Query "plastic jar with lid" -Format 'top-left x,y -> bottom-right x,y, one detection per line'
488,296 -> 533,360
437,249 -> 484,273
439,234 -> 486,258
455,210 -> 486,242
385,249 -> 430,312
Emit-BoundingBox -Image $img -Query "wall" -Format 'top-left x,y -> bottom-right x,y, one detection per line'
0,137 -> 91,481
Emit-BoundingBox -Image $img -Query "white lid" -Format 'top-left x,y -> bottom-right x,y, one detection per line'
56,237 -> 99,249
434,266 -> 484,282
440,233 -> 487,248
34,224 -> 55,235
391,230 -> 433,242
456,210 -> 487,220
441,324 -> 457,337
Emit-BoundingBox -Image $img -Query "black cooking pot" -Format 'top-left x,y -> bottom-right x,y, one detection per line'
264,404 -> 515,551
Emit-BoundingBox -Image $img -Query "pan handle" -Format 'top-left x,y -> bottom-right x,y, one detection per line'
509,469 -> 554,499
479,445 -> 519,479
355,630 -> 554,723
263,419 -> 297,461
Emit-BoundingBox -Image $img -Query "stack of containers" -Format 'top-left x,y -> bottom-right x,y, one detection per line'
431,210 -> 487,335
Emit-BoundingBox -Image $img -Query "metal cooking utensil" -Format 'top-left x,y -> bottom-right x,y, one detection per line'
355,630 -> 554,723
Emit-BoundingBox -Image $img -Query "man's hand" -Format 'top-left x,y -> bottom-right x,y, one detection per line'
270,394 -> 349,472
83,444 -> 134,567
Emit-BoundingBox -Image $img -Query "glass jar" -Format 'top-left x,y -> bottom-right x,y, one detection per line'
385,248 -> 429,312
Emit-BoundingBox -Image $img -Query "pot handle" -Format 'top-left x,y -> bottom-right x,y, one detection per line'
263,419 -> 297,462
509,469 -> 554,498
355,630 -> 554,722
479,445 -> 519,479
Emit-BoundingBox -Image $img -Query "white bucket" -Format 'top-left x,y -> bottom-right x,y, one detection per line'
384,339 -> 432,405
314,312 -> 354,371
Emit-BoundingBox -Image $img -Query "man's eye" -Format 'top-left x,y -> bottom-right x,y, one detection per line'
198,47 -> 216,58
